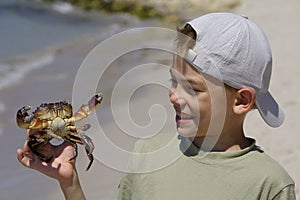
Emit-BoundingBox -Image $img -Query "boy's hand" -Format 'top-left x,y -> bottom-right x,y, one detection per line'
17,130 -> 76,187
17,129 -> 87,200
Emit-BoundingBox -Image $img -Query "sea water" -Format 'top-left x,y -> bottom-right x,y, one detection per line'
0,0 -> 142,90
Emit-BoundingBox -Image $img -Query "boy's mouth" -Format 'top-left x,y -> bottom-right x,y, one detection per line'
176,113 -> 194,120
173,106 -> 195,125
175,112 -> 194,125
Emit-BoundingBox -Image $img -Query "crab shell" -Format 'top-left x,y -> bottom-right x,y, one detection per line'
16,101 -> 73,130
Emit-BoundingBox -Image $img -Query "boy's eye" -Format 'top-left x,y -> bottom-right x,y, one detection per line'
186,84 -> 203,94
169,78 -> 203,94
187,86 -> 199,93
169,78 -> 177,87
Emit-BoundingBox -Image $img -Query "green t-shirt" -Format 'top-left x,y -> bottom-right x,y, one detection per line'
117,134 -> 295,200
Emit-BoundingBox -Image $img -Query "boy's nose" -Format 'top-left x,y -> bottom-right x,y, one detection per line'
169,89 -> 185,106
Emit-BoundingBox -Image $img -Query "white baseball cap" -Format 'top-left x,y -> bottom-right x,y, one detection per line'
184,12 -> 284,127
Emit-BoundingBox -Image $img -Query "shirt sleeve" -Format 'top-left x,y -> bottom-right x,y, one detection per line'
117,173 -> 133,200
117,140 -> 145,200
272,184 -> 296,200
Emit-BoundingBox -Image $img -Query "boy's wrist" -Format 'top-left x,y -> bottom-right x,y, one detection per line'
59,170 -> 86,200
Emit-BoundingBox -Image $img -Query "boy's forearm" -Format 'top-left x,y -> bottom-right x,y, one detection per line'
59,171 -> 86,200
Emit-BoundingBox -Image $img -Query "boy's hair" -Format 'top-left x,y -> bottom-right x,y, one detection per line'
174,12 -> 284,127
176,24 -> 196,54
173,24 -> 196,74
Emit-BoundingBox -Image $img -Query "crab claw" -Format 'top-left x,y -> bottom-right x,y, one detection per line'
16,105 -> 33,129
94,93 -> 103,106
86,93 -> 103,112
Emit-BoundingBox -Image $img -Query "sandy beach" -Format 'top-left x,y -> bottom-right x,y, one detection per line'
1,0 -> 299,199
237,0 -> 300,197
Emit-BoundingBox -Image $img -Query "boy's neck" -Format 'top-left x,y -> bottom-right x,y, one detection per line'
191,131 -> 251,152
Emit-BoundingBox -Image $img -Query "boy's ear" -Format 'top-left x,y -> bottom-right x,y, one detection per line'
233,88 -> 256,115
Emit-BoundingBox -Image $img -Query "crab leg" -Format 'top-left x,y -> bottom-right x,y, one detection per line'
66,124 -> 91,132
85,152 -> 94,171
65,132 -> 94,171
27,134 -> 53,162
81,134 -> 95,171
70,143 -> 78,161
66,140 -> 93,171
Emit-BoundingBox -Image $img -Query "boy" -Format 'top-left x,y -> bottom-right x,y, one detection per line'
17,12 -> 295,199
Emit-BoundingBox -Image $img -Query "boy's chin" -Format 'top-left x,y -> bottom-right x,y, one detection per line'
176,126 -> 198,138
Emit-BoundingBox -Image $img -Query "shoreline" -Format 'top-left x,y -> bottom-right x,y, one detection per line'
40,0 -> 241,23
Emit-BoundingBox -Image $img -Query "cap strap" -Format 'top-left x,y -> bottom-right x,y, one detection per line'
185,49 -> 198,63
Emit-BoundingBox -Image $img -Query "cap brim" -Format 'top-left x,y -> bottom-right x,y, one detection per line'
255,92 -> 285,127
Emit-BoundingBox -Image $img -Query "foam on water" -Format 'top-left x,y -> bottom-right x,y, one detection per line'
52,2 -> 74,14
0,0 -> 143,92
0,52 -> 55,90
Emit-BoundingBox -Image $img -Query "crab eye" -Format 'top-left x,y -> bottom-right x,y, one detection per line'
35,130 -> 47,137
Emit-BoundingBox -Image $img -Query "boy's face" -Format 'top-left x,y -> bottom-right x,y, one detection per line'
169,57 -> 229,139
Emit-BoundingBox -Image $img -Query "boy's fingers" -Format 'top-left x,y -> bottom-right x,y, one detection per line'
17,148 -> 33,168
23,140 -> 30,151
17,148 -> 47,171
22,141 -> 35,158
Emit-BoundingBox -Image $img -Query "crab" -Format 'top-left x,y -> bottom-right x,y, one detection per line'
16,93 -> 103,171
